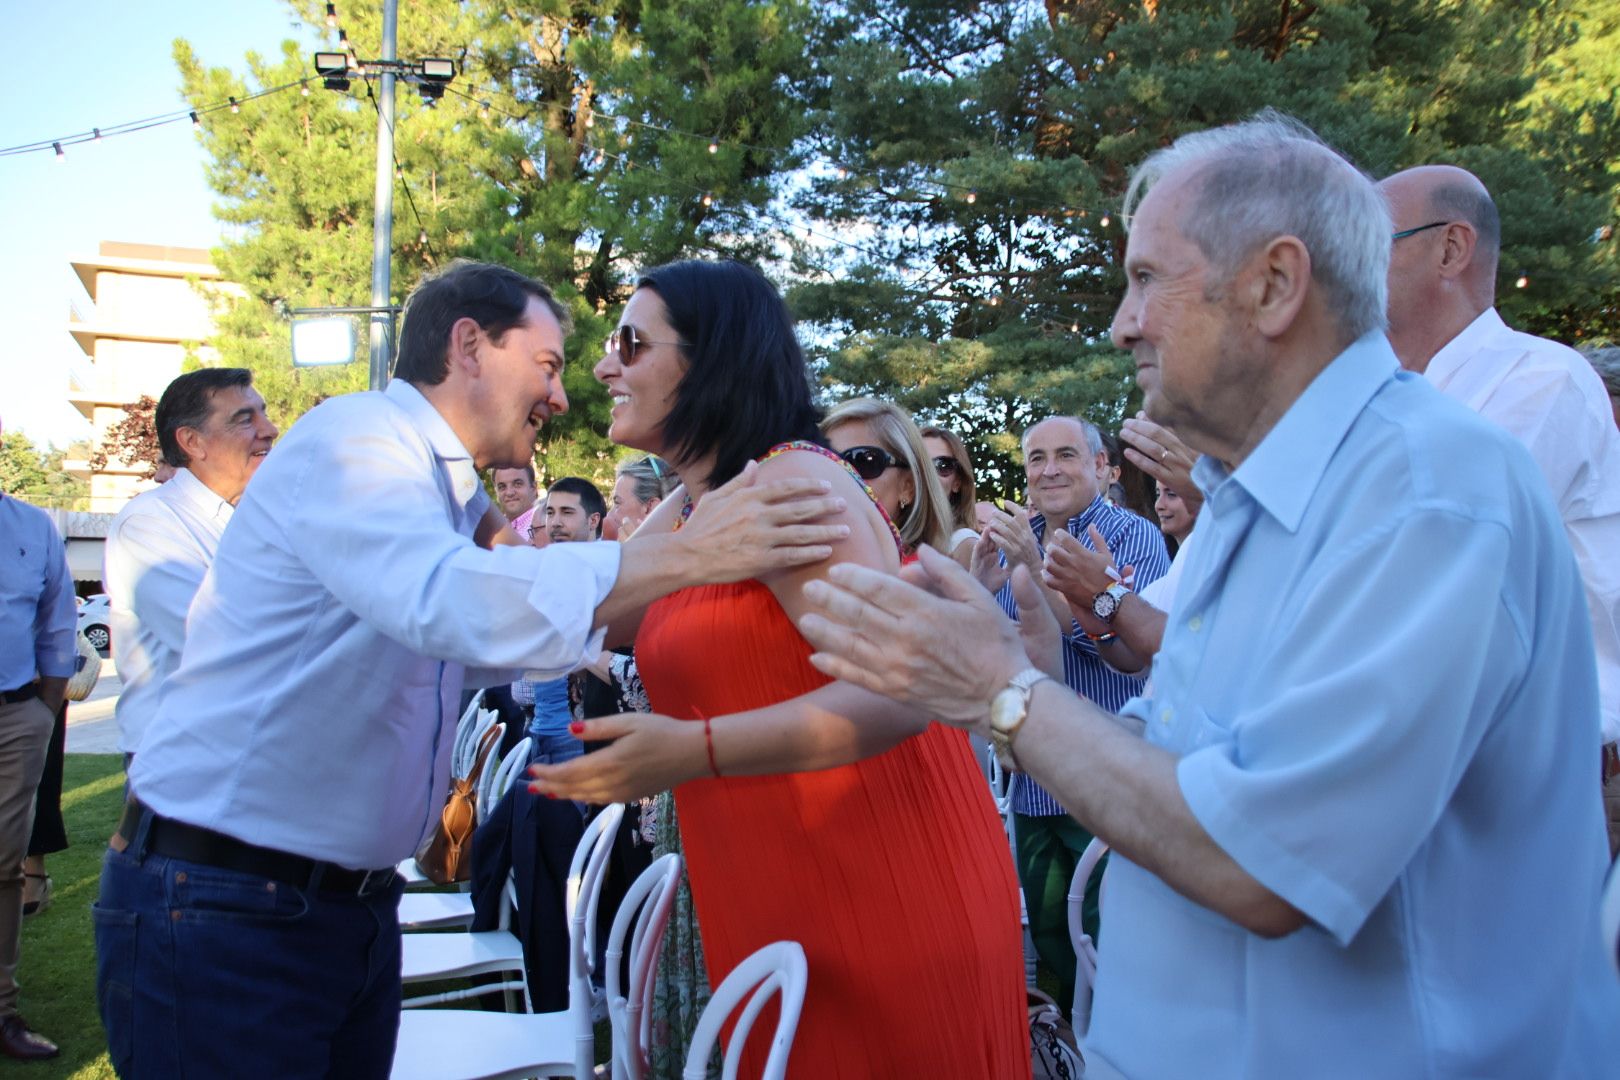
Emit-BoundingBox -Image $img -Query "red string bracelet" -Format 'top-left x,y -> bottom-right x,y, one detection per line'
703,717 -> 721,778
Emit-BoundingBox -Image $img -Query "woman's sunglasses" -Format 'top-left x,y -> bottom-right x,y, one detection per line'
840,445 -> 901,482
931,455 -> 959,477
603,325 -> 689,364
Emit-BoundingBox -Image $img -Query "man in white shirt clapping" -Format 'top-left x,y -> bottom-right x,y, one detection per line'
103,368 -> 278,763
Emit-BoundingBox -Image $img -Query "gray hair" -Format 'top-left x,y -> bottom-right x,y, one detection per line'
1022,416 -> 1103,457
615,455 -> 679,505
1584,346 -> 1620,399
1122,110 -> 1390,342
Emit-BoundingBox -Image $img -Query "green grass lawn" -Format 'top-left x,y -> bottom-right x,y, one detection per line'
22,753 -> 123,1080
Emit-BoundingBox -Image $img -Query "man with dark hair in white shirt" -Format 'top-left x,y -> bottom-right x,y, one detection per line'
94,260 -> 848,1078
1380,166 -> 1620,853
104,367 -> 278,763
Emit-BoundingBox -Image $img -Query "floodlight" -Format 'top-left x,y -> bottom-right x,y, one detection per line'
291,317 -> 357,367
314,52 -> 350,75
419,58 -> 455,81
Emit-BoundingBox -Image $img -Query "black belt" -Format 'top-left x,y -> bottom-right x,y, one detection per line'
116,801 -> 397,898
0,683 -> 39,707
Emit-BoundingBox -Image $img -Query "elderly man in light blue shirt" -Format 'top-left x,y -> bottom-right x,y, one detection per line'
793,113 -> 1620,1077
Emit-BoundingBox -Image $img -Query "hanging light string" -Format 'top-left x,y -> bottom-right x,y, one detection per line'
361,79 -> 439,265
0,75 -> 320,158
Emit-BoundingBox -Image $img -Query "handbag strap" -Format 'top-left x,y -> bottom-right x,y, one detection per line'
465,723 -> 503,787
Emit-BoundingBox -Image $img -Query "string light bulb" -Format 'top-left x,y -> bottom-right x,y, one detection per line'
93,128 -> 102,140
337,29 -> 349,51
701,192 -> 713,207
325,3 -> 338,27
301,84 -> 310,97
53,141 -> 64,160
966,190 -> 978,204
190,111 -> 201,127
708,141 -> 719,154
835,166 -> 847,180
1099,214 -> 1110,228
229,97 -> 240,114
1515,274 -> 1529,289
419,230 -> 428,244
480,101 -> 491,120
1070,322 -> 1079,332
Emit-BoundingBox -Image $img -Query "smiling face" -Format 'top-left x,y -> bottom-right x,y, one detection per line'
593,287 -> 687,457
1154,481 -> 1195,542
179,383 -> 278,505
1110,171 -> 1260,445
1022,417 -> 1100,524
464,296 -> 569,470
825,417 -> 914,524
605,473 -> 656,540
492,467 -> 537,517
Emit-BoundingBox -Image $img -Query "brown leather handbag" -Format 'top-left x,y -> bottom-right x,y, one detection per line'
414,723 -> 503,885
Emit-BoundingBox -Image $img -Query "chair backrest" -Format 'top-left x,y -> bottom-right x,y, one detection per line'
478,738 -> 532,826
565,803 -> 626,1079
683,941 -> 808,1080
1066,836 -> 1110,1037
606,854 -> 684,1080
450,690 -> 488,775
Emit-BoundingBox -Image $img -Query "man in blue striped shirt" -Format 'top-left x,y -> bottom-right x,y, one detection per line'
987,415 -> 1168,1009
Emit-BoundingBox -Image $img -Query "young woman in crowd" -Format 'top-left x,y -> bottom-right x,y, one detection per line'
820,397 -> 952,558
535,259 -> 1028,1076
920,423 -> 981,565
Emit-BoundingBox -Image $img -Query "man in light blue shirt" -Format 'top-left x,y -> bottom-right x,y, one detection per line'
794,114 -> 1620,1076
0,415 -> 75,1061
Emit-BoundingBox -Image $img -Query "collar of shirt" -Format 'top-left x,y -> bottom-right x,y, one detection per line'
166,466 -> 234,521
1027,493 -> 1107,544
1192,332 -> 1399,534
385,379 -> 482,508
1421,307 -> 1504,390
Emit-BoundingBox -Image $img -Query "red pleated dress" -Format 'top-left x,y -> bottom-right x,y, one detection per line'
635,455 -> 1030,1077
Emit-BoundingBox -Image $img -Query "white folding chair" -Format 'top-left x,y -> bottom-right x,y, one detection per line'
398,738 -> 533,932
390,803 -> 629,1078
1600,853 -> 1620,979
683,941 -> 809,1080
1066,836 -> 1110,1037
607,854 -> 684,1080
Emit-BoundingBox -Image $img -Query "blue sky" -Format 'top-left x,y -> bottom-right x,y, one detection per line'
0,0 -> 319,448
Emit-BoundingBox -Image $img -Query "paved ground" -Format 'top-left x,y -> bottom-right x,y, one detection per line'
65,656 -> 123,754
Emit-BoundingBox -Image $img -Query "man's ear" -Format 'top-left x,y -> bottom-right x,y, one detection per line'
174,425 -> 206,464
1252,235 -> 1312,339
1437,221 -> 1479,280
448,317 -> 483,374
589,512 -> 602,538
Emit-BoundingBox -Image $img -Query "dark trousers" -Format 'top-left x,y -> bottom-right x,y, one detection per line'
94,844 -> 404,1078
1015,811 -> 1106,1010
27,702 -> 67,856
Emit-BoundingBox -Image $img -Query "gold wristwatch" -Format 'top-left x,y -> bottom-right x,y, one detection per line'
988,667 -> 1053,772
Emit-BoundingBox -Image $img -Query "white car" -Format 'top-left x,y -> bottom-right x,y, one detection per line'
78,594 -> 112,652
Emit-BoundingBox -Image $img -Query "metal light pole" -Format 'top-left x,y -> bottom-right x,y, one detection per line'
368,0 -> 399,391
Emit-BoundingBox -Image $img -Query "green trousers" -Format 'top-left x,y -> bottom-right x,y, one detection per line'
1015,811 -> 1105,1010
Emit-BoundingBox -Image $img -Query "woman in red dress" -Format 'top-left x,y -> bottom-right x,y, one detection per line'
533,260 -> 1028,1077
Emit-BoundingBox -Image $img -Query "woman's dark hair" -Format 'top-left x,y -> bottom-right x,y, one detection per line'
636,260 -> 823,487
394,260 -> 572,386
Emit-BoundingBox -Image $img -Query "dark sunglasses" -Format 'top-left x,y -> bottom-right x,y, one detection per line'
931,455 -> 959,477
840,445 -> 901,482
603,324 -> 688,364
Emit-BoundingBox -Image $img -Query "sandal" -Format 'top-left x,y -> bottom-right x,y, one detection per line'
21,873 -> 51,919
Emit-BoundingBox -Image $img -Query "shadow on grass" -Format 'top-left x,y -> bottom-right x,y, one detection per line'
23,753 -> 122,1080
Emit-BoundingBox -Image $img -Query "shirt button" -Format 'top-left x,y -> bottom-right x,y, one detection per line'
1160,708 -> 1173,726
1187,615 -> 1202,632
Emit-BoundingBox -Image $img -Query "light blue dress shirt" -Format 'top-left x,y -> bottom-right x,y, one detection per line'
1088,334 -> 1620,1077
104,467 -> 234,753
0,494 -> 76,689
131,380 -> 620,869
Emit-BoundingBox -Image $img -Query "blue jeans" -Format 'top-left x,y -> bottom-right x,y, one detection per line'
93,843 -> 404,1078
528,730 -> 586,766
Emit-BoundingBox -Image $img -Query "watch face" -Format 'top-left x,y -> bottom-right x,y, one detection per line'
989,687 -> 1025,733
1092,590 -> 1119,621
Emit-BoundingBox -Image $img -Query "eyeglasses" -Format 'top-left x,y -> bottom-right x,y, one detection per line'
603,325 -> 688,364
839,445 -> 901,482
1391,221 -> 1448,241
931,455 -> 958,477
